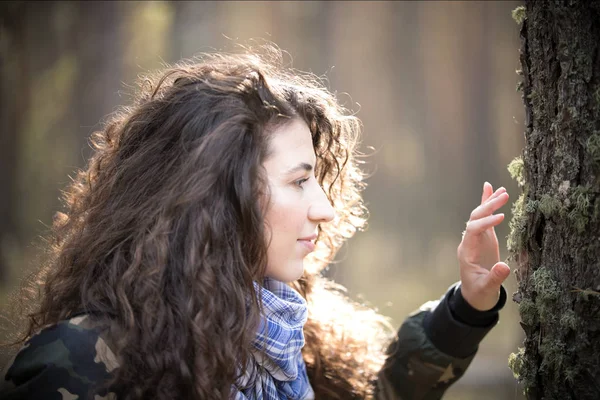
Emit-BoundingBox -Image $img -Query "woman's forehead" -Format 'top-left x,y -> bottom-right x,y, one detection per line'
264,119 -> 316,172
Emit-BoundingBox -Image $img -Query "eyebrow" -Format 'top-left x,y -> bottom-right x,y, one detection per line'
284,162 -> 313,176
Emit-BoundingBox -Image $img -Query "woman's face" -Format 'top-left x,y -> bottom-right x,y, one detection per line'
262,118 -> 335,282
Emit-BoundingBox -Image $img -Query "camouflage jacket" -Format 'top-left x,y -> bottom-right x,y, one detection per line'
0,282 -> 506,399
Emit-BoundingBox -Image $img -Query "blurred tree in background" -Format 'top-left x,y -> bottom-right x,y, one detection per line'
507,1 -> 600,399
0,2 -> 526,398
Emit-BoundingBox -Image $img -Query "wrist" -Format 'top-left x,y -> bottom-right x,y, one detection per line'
461,286 -> 500,311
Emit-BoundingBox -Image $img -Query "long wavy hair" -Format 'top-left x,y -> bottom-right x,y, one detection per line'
12,45 -> 394,399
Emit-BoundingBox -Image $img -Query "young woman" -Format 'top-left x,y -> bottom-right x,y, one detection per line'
0,47 -> 510,400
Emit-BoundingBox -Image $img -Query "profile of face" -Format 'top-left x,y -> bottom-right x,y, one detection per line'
262,118 -> 335,282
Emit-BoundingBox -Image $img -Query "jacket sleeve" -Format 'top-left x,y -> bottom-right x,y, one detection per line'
374,282 -> 507,400
0,315 -> 118,400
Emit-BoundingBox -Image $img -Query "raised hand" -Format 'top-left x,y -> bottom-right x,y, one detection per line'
457,182 -> 511,311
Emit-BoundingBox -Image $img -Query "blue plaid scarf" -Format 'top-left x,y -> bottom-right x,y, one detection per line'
233,278 -> 314,400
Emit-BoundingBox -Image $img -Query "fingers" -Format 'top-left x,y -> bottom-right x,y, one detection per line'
485,262 -> 511,289
470,191 -> 509,221
462,262 -> 511,310
481,182 -> 493,205
465,213 -> 504,235
486,186 -> 507,203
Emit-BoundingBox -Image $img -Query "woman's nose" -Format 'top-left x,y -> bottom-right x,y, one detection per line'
308,185 -> 335,223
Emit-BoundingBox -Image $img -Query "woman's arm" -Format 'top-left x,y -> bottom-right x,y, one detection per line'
0,315 -> 118,400
374,282 -> 506,400
374,182 -> 510,399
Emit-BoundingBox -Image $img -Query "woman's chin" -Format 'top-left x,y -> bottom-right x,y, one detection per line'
265,260 -> 305,283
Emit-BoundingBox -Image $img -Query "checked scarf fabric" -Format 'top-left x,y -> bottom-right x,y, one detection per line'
233,278 -> 315,400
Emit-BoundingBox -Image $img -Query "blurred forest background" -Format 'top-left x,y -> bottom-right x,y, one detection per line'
0,1 -> 527,398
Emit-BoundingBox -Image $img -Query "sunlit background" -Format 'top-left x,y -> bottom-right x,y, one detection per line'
1,1 -> 527,398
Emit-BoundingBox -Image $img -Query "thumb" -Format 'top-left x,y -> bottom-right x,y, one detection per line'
485,262 -> 511,289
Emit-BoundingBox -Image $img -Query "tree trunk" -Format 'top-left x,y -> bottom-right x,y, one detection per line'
508,1 -> 600,399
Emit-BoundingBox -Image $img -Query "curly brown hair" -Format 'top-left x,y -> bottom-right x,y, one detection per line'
12,44 -> 394,399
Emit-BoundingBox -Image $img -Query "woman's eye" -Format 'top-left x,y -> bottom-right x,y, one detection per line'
294,178 -> 309,188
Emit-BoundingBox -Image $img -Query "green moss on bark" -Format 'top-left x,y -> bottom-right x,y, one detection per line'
507,192 -> 528,253
519,298 -> 539,326
586,132 -> 600,164
532,267 -> 560,324
512,6 -> 527,25
567,185 -> 592,233
508,156 -> 525,187
509,347 -> 537,395
537,194 -> 563,218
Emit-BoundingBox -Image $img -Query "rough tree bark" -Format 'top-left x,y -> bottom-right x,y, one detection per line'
507,1 -> 600,399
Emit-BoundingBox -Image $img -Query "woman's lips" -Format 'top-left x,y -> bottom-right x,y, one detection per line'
297,239 -> 315,252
